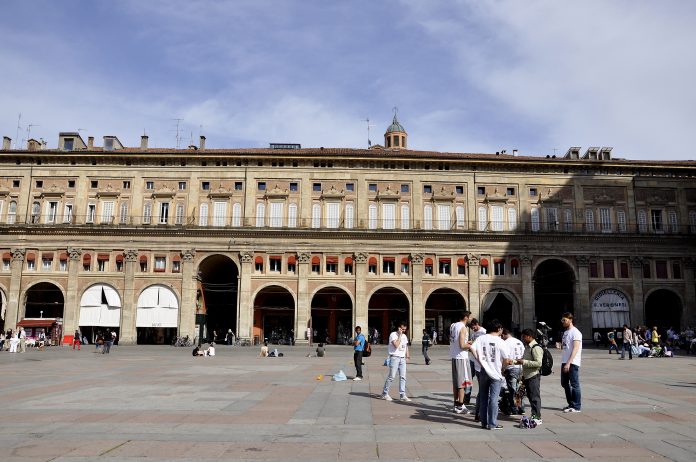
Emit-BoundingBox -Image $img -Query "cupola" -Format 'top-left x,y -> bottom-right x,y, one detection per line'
384,111 -> 407,149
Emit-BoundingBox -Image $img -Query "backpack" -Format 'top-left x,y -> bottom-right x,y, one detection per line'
362,335 -> 372,357
533,344 -> 554,376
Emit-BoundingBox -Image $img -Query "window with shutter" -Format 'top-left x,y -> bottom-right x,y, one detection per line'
142,203 -> 151,224
668,210 -> 678,233
344,203 -> 353,229
478,206 -> 487,231
199,203 -> 209,226
214,201 -> 227,227
585,208 -> 595,232
564,209 -> 573,232
455,205 -> 465,229
175,203 -> 185,225
368,204 -> 377,229
401,203 -> 410,229
7,201 -> 17,224
638,209 -> 647,232
530,207 -> 540,232
617,210 -> 626,232
508,208 -> 517,231
546,207 -> 558,231
437,204 -> 451,230
599,208 -> 611,233
101,201 -> 114,224
270,202 -> 283,228
423,204 -> 433,230
119,202 -> 128,224
312,203 -> 321,228
382,203 -> 395,229
689,211 -> 696,234
232,203 -> 242,227
256,203 -> 265,227
490,205 -> 503,231
326,202 -> 339,228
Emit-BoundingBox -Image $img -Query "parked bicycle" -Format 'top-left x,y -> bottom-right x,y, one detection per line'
172,335 -> 193,347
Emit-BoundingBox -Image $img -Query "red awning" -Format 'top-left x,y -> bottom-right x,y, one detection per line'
173,254 -> 181,262
42,252 -> 54,259
368,257 -> 377,265
401,257 -> 410,264
83,254 -> 91,263
326,256 -> 338,264
383,257 -> 395,262
424,258 -> 433,265
97,253 -> 110,261
439,258 -> 451,263
344,257 -> 353,265
480,258 -> 489,267
2,252 -> 11,260
26,253 -> 36,261
494,258 -> 505,264
139,255 -> 148,263
511,259 -> 519,267
311,256 -> 320,264
115,254 -> 124,263
287,255 -> 296,265
457,258 -> 466,266
17,318 -> 57,328
255,256 -> 263,264
59,252 -> 68,261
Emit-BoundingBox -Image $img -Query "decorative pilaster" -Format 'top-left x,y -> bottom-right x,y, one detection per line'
519,255 -> 534,329
575,255 -> 591,334
681,258 -> 695,327
5,248 -> 25,330
354,252 -> 369,329
179,249 -> 197,340
120,249 -> 139,344
64,247 -> 82,339
630,256 -> 645,328
238,251 -> 253,340
467,255 -> 481,320
296,252 -> 311,344
410,253 -> 425,344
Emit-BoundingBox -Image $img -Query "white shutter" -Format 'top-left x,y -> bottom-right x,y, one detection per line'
599,208 -> 611,232
7,201 -> 17,224
270,202 -> 283,228
508,208 -> 518,231
564,209 -> 573,232
175,203 -> 185,225
368,204 -> 377,229
546,207 -> 558,231
530,207 -> 540,232
638,209 -> 647,232
312,203 -> 321,228
142,203 -> 151,224
232,203 -> 242,227
199,203 -> 208,226
256,203 -> 265,227
288,203 -> 297,228
214,201 -> 227,227
585,208 -> 595,232
344,203 -> 353,229
490,205 -> 503,231
478,206 -> 487,231
423,204 -> 433,230
437,204 -> 451,230
401,204 -> 410,230
119,202 -> 128,224
689,211 -> 696,234
455,205 -> 465,229
668,210 -> 678,233
101,201 -> 114,224
617,210 -> 626,232
326,202 -> 339,228
382,203 -> 395,229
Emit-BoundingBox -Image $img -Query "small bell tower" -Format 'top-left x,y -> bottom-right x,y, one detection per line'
384,108 -> 407,149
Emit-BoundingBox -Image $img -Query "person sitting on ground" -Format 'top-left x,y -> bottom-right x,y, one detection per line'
316,343 -> 325,357
205,342 -> 216,357
260,341 -> 269,357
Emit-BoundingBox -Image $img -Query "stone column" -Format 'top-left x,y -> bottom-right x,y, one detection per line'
629,257 -> 645,327
520,255 -> 534,329
119,249 -> 139,345
63,247 -> 82,337
410,253 -> 424,345
238,252 -> 253,340
354,252 -> 368,329
683,258 -> 696,327
5,248 -> 25,331
467,255 -> 481,319
295,252 -> 310,345
575,256 -> 591,334
179,249 -> 196,339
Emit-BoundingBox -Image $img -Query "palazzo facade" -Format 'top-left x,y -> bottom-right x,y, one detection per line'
1,118 -> 695,345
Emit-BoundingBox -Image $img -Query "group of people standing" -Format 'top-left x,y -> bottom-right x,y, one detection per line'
1,328 -> 27,352
349,311 -> 584,430
602,325 -> 672,358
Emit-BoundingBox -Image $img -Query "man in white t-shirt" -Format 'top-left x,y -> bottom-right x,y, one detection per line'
501,329 -> 525,415
449,311 -> 472,414
560,312 -> 582,413
467,318 -> 486,412
470,319 -> 512,430
381,321 -> 411,402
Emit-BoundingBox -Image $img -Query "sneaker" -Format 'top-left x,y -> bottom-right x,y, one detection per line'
380,394 -> 393,401
474,415 -> 480,422
563,407 -> 581,413
532,418 -> 543,425
561,406 -> 571,412
488,424 -> 504,430
400,396 -> 412,402
352,377 -> 362,381
454,405 -> 471,415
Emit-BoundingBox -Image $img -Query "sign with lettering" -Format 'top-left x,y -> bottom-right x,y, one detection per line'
592,289 -> 629,312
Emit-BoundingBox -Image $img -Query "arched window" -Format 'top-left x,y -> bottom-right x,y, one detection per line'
585,208 -> 595,232
564,208 -> 573,232
311,203 -> 321,228
455,205 -> 465,229
256,202 -> 265,227
7,200 -> 17,224
199,203 -> 208,226
617,209 -> 626,233
530,207 -> 540,232
287,203 -> 297,228
368,203 -> 377,229
401,203 -> 410,230
478,206 -> 487,231
232,203 -> 242,227
344,203 -> 354,229
423,204 -> 433,230
119,202 -> 129,224
143,202 -> 152,225
175,203 -> 185,225
638,209 -> 647,233
31,201 -> 41,223
508,208 -> 517,231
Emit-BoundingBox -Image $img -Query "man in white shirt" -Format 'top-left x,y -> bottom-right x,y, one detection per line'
449,311 -> 472,414
381,321 -> 411,402
470,319 -> 512,430
467,318 -> 486,410
501,329 -> 525,415
560,312 -> 583,413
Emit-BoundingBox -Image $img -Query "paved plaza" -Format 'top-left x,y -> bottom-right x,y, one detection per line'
1,343 -> 695,461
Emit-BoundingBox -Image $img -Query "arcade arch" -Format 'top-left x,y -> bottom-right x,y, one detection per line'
253,285 -> 295,345
367,286 -> 410,344
645,289 -> 682,331
198,254 -> 239,342
482,288 -> 520,334
310,286 -> 353,344
424,287 -> 467,345
79,283 -> 122,342
534,259 -> 575,332
136,284 -> 179,344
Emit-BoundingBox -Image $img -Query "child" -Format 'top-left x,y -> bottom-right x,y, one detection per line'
316,343 -> 325,357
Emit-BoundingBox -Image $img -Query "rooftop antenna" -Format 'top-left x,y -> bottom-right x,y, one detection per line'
553,148 -> 558,156
363,117 -> 375,148
14,113 -> 21,149
393,106 -> 399,119
172,118 -> 184,149
27,124 -> 39,140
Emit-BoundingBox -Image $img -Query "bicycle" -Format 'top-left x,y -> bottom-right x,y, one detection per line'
172,336 -> 193,347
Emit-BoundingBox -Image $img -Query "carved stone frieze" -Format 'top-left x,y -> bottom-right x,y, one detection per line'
355,252 -> 368,264
68,247 -> 83,261
410,253 -> 424,264
182,249 -> 196,262
10,248 -> 25,262
467,254 -> 480,266
519,255 -> 532,266
298,252 -> 311,263
629,256 -> 644,268
239,251 -> 253,263
124,249 -> 138,262
576,255 -> 590,267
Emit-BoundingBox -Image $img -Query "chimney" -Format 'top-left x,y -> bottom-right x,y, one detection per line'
512,149 -> 518,156
2,136 -> 10,150
27,139 -> 40,151
140,135 -> 149,149
88,136 -> 94,149
199,135 -> 206,150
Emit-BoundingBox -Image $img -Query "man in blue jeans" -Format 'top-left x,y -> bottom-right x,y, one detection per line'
381,321 -> 411,402
470,319 -> 511,430
352,326 -> 365,381
560,312 -> 582,413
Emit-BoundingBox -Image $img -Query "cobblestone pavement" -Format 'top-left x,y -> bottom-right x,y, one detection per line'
1,343 -> 695,461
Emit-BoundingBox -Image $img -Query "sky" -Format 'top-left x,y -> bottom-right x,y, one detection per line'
1,0 -> 695,160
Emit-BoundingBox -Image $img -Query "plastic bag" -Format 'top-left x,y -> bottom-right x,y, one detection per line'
332,370 -> 347,381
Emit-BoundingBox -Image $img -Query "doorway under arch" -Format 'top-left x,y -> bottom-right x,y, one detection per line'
25,282 -> 64,319
254,285 -> 295,345
368,287 -> 410,344
645,289 -> 682,331
482,289 -> 519,335
311,287 -> 353,345
424,288 -> 466,345
534,259 -> 575,333
198,255 -> 239,342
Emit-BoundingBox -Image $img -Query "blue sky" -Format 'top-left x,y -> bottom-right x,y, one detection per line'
1,0 -> 695,160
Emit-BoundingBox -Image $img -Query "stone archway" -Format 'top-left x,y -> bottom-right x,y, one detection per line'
198,254 -> 239,342
368,287 -> 410,344
254,285 -> 295,345
534,259 -> 575,333
25,282 -> 65,319
645,289 -> 682,331
424,288 -> 467,345
482,289 -> 520,335
311,286 -> 353,345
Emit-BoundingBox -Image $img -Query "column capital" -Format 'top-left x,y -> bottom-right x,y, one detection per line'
181,249 -> 196,262
629,256 -> 644,268
240,251 -> 253,263
519,254 -> 533,267
354,252 -> 368,264
124,249 -> 139,262
10,248 -> 25,262
467,254 -> 480,266
410,253 -> 424,264
298,252 -> 311,264
576,255 -> 591,267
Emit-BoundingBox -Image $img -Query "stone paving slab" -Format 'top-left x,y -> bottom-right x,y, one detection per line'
1,344 -> 696,461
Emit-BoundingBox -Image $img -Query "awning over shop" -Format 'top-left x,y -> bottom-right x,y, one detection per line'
17,318 -> 58,328
136,284 -> 179,328
79,284 -> 122,327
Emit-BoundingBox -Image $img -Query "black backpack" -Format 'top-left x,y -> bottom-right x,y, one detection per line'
362,336 -> 372,357
534,344 -> 554,376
